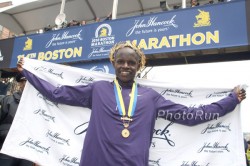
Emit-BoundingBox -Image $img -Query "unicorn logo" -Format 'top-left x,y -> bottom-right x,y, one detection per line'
99,28 -> 108,37
193,9 -> 211,27
23,37 -> 33,51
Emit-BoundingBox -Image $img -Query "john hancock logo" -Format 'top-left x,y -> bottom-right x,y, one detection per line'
149,158 -> 161,166
59,155 -> 80,166
197,142 -> 229,153
194,9 -> 211,27
46,129 -> 70,146
181,161 -> 210,166
160,88 -> 193,99
206,90 -> 230,98
37,92 -> 59,107
33,109 -> 55,122
75,75 -> 94,85
19,138 -> 50,154
201,122 -> 231,134
23,37 -> 33,51
152,122 -> 175,147
34,66 -> 64,79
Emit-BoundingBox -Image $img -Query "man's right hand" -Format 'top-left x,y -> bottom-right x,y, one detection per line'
233,85 -> 246,103
17,57 -> 24,72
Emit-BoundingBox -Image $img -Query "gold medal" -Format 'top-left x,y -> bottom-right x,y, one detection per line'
121,128 -> 130,138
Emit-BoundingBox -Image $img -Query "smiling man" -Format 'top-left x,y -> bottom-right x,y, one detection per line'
17,41 -> 246,166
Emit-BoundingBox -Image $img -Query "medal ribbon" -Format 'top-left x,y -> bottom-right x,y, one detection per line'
114,79 -> 138,117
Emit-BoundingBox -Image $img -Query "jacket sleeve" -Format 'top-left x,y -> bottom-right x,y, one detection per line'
22,69 -> 93,108
0,96 -> 9,122
155,92 -> 239,126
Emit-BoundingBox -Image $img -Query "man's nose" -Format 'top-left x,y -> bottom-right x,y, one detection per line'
122,62 -> 129,68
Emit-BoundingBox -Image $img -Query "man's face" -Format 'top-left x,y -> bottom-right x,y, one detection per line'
112,47 -> 140,83
18,80 -> 26,92
192,0 -> 198,4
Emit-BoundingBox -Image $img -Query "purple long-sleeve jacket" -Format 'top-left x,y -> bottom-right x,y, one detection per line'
22,69 -> 239,166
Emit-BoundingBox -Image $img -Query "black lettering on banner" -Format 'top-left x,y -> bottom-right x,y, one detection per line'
59,155 -> 80,165
197,142 -> 229,153
74,122 -> 89,135
149,158 -> 161,166
33,109 -> 55,122
181,161 -> 210,166
153,122 -> 175,147
201,122 -> 231,134
19,138 -> 50,154
75,76 -> 94,84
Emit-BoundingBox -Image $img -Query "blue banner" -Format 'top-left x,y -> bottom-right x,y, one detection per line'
70,59 -> 115,74
9,0 -> 248,68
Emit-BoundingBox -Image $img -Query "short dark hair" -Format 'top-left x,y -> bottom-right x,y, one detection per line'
15,73 -> 26,82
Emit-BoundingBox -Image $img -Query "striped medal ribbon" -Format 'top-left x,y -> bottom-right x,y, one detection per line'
114,79 -> 138,138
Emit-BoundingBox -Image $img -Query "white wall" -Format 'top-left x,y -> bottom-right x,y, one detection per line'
146,60 -> 250,132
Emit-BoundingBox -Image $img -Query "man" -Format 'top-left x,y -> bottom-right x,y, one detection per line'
244,139 -> 250,166
0,73 -> 33,166
191,0 -> 200,7
17,41 -> 246,166
247,140 -> 250,166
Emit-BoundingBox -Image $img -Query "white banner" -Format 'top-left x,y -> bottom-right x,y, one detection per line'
1,58 -> 246,166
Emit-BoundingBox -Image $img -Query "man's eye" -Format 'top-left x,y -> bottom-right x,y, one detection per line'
116,60 -> 124,64
128,61 -> 136,65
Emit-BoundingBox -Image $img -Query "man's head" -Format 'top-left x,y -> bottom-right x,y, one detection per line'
109,41 -> 146,83
16,73 -> 27,91
191,0 -> 199,6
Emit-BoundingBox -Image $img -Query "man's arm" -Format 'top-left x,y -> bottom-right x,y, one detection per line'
156,88 -> 246,126
17,58 -> 93,107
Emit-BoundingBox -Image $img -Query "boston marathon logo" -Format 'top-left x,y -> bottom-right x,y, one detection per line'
90,65 -> 109,73
89,24 -> 115,58
194,9 -> 211,27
